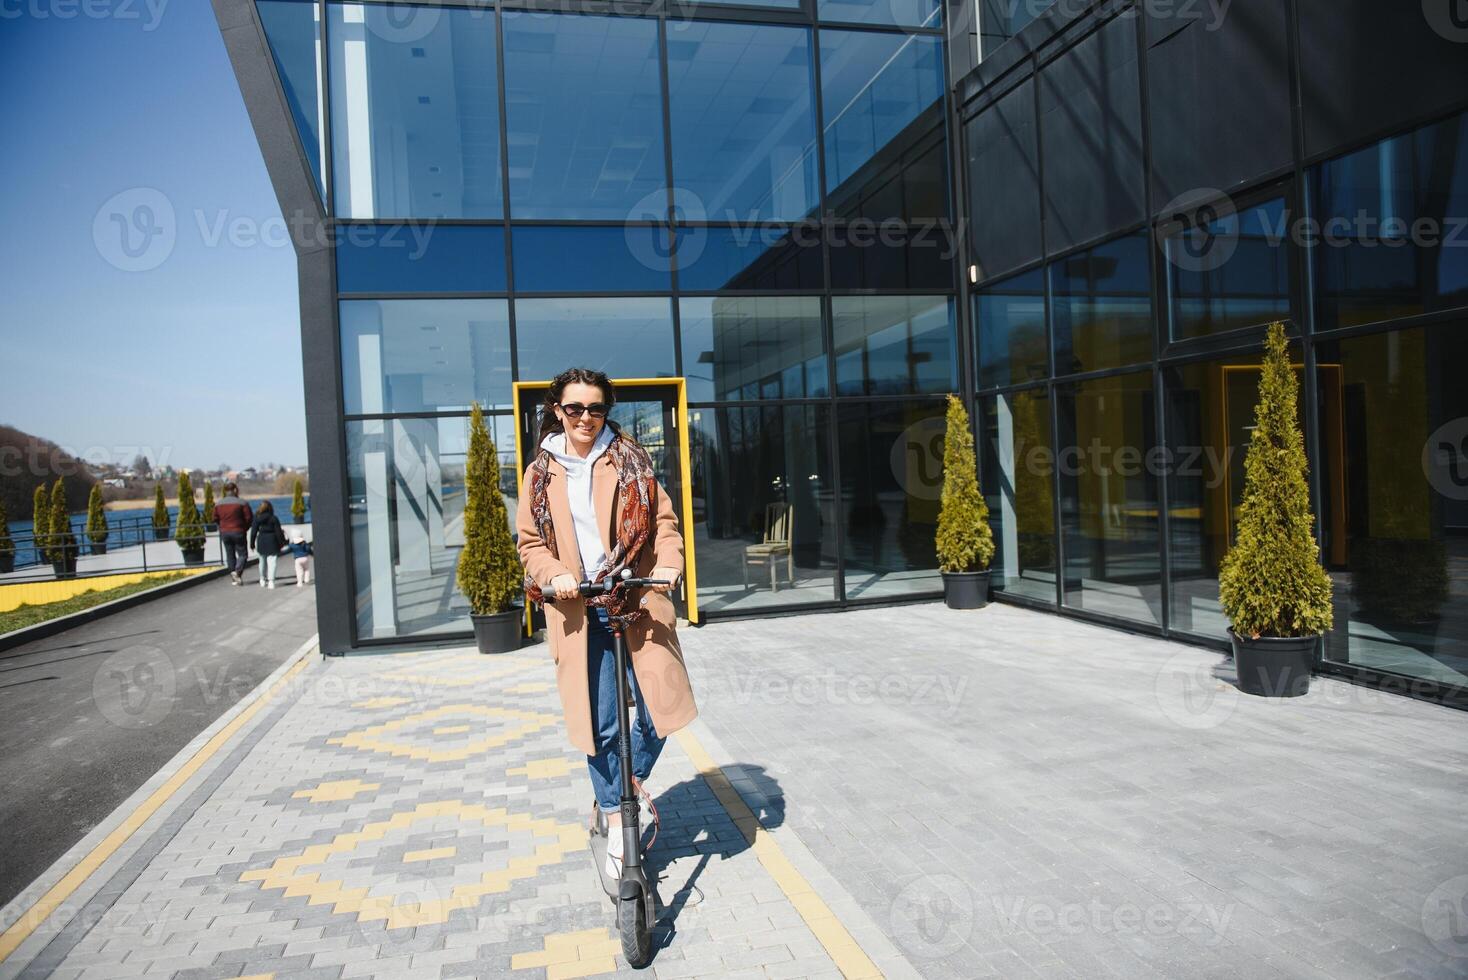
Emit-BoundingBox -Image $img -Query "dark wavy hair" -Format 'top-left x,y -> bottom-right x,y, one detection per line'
537,367 -> 618,445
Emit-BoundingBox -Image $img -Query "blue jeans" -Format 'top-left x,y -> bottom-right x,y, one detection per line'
586,607 -> 666,813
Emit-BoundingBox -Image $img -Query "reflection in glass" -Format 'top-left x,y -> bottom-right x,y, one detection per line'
347,414 -> 516,640
975,268 -> 1046,389
514,297 -> 675,383
1165,197 -> 1291,340
819,31 -> 944,194
340,299 -> 511,415
1317,325 -> 1468,693
818,0 -> 940,29
1055,371 -> 1162,625
328,4 -> 502,219
258,0 -> 325,200
838,400 -> 945,598
502,13 -> 665,219
512,226 -> 671,293
978,0 -> 1054,59
335,224 -> 507,294
675,225 -> 823,292
667,23 -> 819,223
689,404 -> 837,613
679,297 -> 827,402
1050,233 -> 1153,374
1313,110 -> 1468,330
831,295 -> 955,396
827,216 -> 955,290
980,388 -> 1056,604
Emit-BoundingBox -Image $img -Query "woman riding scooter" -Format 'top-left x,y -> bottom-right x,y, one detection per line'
514,367 -> 699,882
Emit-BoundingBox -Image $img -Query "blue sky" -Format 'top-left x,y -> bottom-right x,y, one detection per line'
0,2 -> 306,473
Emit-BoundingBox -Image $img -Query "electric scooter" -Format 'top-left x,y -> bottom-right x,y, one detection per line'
543,568 -> 667,966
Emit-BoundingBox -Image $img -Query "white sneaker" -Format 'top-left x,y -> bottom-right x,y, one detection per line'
605,829 -> 623,880
268,582 -> 276,589
259,580 -> 266,588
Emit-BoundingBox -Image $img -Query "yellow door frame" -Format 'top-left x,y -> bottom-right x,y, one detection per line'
511,377 -> 700,633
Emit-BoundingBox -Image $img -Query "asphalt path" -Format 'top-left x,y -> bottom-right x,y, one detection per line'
0,571 -> 317,908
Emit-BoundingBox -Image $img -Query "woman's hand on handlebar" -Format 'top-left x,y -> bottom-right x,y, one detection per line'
549,573 -> 580,600
649,567 -> 680,593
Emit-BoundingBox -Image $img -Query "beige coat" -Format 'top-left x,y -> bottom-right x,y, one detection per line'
515,448 -> 698,756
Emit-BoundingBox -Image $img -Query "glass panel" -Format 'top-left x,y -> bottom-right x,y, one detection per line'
1055,371 -> 1162,625
1313,110 -> 1468,330
340,299 -> 511,415
335,224 -> 507,293
818,0 -> 940,29
679,296 -> 826,402
1050,233 -> 1153,375
826,218 -> 955,290
328,4 -> 502,219
502,12 -> 665,219
513,297 -> 675,383
980,388 -> 1057,604
1164,196 -> 1292,341
347,414 -> 516,640
837,400 -> 946,599
675,224 -> 824,291
831,295 -> 956,396
975,267 -> 1046,389
1317,324 -> 1468,694
819,31 -> 944,194
512,226 -> 671,293
258,0 -> 325,201
689,404 -> 838,614
978,0 -> 1054,59
667,23 -> 819,224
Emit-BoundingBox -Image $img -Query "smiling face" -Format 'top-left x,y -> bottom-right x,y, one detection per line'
554,381 -> 609,455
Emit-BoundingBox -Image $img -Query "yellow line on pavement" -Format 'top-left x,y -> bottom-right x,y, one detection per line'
674,730 -> 883,980
0,654 -> 314,964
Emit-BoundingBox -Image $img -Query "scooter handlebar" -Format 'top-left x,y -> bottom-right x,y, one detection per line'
540,576 -> 671,603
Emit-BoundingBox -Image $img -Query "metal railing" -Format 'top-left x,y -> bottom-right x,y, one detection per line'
1,524 -> 231,584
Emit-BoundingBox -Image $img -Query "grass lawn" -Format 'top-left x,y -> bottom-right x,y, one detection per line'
0,571 -> 196,635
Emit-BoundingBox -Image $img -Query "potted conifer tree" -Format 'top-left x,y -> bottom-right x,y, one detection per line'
33,485 -> 50,569
152,483 -> 170,540
175,472 -> 206,565
203,480 -> 216,528
1218,323 -> 1334,697
291,478 -> 306,524
936,394 -> 996,609
456,403 -> 524,653
86,484 -> 110,555
0,499 -> 15,574
49,479 -> 78,579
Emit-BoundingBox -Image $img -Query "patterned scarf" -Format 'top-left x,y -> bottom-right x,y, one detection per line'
523,428 -> 657,622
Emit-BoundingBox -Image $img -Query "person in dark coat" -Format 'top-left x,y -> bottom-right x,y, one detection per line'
249,500 -> 287,589
214,482 -> 253,585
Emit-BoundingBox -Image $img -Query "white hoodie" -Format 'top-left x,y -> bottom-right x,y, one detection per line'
540,425 -> 615,579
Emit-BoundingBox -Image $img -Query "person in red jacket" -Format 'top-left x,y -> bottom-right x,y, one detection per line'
213,482 -> 253,585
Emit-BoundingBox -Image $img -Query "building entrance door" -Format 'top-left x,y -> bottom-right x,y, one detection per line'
512,377 -> 698,628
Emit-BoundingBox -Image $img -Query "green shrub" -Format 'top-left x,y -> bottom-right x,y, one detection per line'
152,483 -> 169,533
291,478 -> 306,523
935,394 -> 995,574
33,484 -> 50,562
49,479 -> 77,563
203,481 -> 216,526
0,498 -> 14,563
175,472 -> 205,552
1218,323 -> 1333,638
456,403 -> 523,614
86,484 -> 109,545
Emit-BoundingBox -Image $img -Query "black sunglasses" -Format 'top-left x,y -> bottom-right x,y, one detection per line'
558,402 -> 610,420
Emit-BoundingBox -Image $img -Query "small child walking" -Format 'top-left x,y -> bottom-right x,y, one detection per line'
288,533 -> 314,587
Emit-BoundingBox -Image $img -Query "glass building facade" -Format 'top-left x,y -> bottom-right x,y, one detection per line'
227,0 -> 1468,705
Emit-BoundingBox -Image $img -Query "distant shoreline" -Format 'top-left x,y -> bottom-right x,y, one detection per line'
104,493 -> 285,510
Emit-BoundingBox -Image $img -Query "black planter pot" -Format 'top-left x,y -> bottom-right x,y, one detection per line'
1229,630 -> 1318,697
52,555 -> 78,580
942,570 -> 990,610
472,609 -> 523,654
180,547 -> 206,567
153,526 -> 169,541
0,553 -> 12,574
91,541 -> 108,556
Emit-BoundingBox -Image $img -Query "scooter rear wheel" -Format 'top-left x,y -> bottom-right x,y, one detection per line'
617,892 -> 653,967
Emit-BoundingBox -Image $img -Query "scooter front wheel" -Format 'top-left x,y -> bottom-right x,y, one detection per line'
617,891 -> 653,967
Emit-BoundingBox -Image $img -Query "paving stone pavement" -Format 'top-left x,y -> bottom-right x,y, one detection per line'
4,642 -> 882,980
